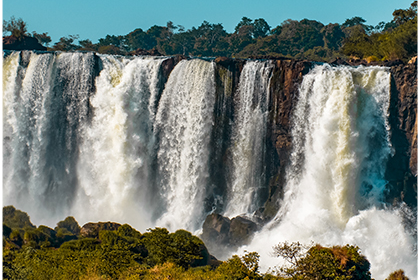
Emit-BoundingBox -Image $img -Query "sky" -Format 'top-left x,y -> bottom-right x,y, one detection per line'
2,0 -> 415,45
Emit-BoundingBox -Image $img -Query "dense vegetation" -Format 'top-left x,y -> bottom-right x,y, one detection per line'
3,206 -> 410,279
3,2 -> 417,62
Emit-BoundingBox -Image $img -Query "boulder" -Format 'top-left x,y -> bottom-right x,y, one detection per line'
80,222 -> 121,238
202,213 -> 231,245
228,216 -> 259,246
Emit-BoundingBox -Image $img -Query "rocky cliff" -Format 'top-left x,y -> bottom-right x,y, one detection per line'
201,57 -> 417,253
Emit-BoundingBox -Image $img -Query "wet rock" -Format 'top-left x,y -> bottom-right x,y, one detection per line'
202,213 -> 231,245
228,216 -> 259,246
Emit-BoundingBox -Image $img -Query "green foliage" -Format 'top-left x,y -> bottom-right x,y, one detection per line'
32,31 -> 52,47
3,224 -> 12,238
3,16 -> 28,39
392,1 -> 417,26
1,206 -> 385,280
215,252 -> 263,280
273,242 -> 372,280
5,2 -> 417,62
59,238 -> 100,251
386,269 -> 410,280
55,216 -> 81,235
3,205 -> 35,229
52,35 -> 80,51
141,227 -> 205,269
78,39 -> 97,51
117,223 -> 142,239
341,1 -> 417,62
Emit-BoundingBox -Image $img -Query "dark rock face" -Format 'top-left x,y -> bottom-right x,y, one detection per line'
228,216 -> 259,246
3,35 -> 47,51
386,60 -> 417,206
201,213 -> 259,255
263,59 -> 312,221
80,222 -> 121,238
202,213 -> 231,245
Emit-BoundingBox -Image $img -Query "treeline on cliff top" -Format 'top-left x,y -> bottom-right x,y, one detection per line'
3,1 -> 417,62
3,205 -> 410,280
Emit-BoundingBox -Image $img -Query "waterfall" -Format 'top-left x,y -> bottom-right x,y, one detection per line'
3,52 -> 417,279
74,55 -> 166,228
224,60 -> 273,217
154,59 -> 216,231
3,51 -> 96,224
241,64 -> 417,280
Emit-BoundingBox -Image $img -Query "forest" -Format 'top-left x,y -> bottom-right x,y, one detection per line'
3,1 -> 417,62
3,206 -> 409,280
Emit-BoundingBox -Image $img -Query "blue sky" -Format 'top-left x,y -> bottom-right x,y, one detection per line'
3,0 -> 414,44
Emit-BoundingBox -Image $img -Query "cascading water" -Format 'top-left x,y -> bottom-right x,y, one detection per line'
154,59 -> 216,231
74,54 -> 167,228
3,52 -> 417,278
241,64 -> 417,280
224,60 -> 273,217
3,51 -> 169,228
3,51 -> 96,224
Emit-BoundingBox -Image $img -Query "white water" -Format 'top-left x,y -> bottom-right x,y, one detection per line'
154,59 -> 216,231
241,64 -> 417,280
224,60 -> 273,217
3,52 -> 96,223
74,55 -> 166,229
3,53 -> 417,278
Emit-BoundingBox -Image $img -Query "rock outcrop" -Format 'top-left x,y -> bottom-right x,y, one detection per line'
201,213 -> 259,257
3,35 -> 47,51
80,222 -> 121,238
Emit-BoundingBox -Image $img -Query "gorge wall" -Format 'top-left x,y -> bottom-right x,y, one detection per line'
3,50 -> 417,279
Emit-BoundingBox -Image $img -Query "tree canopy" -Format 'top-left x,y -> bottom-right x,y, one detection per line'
3,2 -> 417,62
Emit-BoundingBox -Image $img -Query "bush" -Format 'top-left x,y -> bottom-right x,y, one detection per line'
386,269 -> 410,280
273,242 -> 371,280
3,206 -> 35,229
55,216 -> 81,235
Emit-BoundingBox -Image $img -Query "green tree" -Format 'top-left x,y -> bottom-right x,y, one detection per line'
52,35 -> 79,51
392,1 -> 417,26
124,28 -> 150,51
273,242 -> 372,280
78,39 -> 97,51
32,32 -> 52,47
190,21 -> 227,56
235,17 -> 253,33
386,269 -> 410,280
321,23 -> 345,50
253,18 -> 271,38
3,16 -> 28,39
